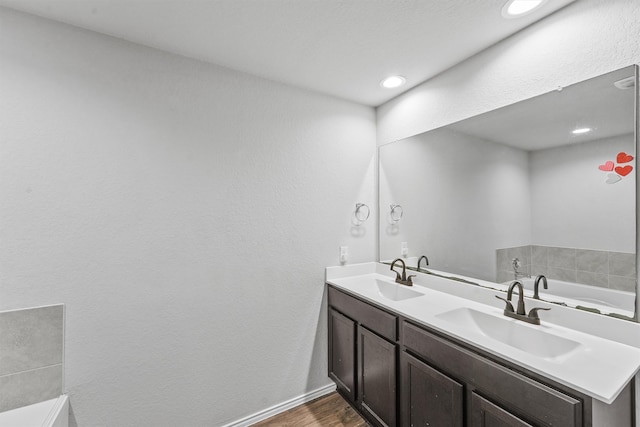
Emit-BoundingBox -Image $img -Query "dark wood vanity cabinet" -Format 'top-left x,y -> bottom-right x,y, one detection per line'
401,349 -> 534,427
402,321 -> 584,427
328,286 -> 398,427
358,325 -> 397,426
327,285 -> 602,427
400,350 -> 464,427
470,393 -> 535,427
328,308 -> 356,401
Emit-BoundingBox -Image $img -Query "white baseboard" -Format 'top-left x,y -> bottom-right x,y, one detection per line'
221,383 -> 337,427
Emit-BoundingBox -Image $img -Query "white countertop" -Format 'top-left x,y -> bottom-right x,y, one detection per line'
326,262 -> 640,404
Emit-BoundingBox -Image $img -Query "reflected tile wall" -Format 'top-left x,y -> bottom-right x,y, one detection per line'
0,305 -> 64,412
496,246 -> 636,293
496,245 -> 531,283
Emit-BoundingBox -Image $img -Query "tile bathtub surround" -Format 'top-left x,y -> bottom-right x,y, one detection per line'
0,305 -> 64,412
0,365 -> 63,413
496,246 -> 636,292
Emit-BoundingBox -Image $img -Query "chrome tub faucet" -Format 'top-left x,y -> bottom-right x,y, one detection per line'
512,257 -> 530,280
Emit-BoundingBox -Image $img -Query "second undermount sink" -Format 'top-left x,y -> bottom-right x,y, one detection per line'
435,307 -> 582,360
375,279 -> 424,301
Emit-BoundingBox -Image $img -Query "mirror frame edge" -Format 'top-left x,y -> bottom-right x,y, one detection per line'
634,64 -> 639,322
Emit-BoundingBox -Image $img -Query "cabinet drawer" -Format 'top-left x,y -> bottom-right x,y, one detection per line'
402,321 -> 582,427
328,286 -> 397,341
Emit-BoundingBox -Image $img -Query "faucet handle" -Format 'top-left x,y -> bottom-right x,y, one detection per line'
495,295 -> 515,313
407,275 -> 416,285
527,307 -> 551,320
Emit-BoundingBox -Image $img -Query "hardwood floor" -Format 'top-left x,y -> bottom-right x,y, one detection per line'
251,392 -> 369,427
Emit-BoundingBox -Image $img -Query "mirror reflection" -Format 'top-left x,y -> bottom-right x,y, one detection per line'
379,65 -> 638,320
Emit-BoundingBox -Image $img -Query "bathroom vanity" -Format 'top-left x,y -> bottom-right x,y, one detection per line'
326,263 -> 640,427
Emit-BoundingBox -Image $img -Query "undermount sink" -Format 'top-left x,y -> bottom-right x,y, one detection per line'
435,307 -> 582,359
375,279 -> 424,301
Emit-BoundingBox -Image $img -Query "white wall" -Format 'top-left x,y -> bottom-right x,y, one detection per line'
379,128 -> 530,281
377,0 -> 640,144
0,7 -> 376,426
530,134 -> 636,252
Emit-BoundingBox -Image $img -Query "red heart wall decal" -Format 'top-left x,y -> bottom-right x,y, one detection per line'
598,161 -> 614,171
616,152 -> 634,163
615,165 -> 633,176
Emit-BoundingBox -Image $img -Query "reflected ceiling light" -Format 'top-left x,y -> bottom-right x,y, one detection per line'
381,75 -> 406,89
572,127 -> 592,135
502,0 -> 546,18
614,76 -> 636,90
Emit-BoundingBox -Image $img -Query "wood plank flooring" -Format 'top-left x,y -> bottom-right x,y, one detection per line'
251,392 -> 369,427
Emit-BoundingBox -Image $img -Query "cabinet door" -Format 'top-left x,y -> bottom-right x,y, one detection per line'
400,351 -> 463,427
358,325 -> 397,427
470,392 -> 534,427
329,308 -> 356,401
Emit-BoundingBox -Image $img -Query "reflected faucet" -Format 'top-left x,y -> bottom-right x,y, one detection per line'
495,280 -> 550,325
417,255 -> 429,271
512,258 -> 530,280
390,258 -> 415,286
533,275 -> 548,300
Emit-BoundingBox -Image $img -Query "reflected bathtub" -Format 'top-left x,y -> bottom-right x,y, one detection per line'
519,277 -> 635,317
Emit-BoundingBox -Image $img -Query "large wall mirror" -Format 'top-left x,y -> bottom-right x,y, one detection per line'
379,65 -> 638,321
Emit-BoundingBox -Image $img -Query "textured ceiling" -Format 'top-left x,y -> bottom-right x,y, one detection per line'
0,0 -> 576,106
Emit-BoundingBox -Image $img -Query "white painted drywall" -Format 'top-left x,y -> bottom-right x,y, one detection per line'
377,0 -> 640,144
530,134 -> 636,252
0,7 -> 376,426
379,128 -> 530,281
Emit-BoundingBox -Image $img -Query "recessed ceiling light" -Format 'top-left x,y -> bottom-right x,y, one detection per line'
572,127 -> 592,135
381,76 -> 406,89
502,0 -> 546,18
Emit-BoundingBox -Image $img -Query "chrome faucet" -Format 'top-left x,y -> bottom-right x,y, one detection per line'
495,280 -> 550,325
417,255 -> 429,271
512,257 -> 530,280
390,258 -> 415,286
533,275 -> 548,300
